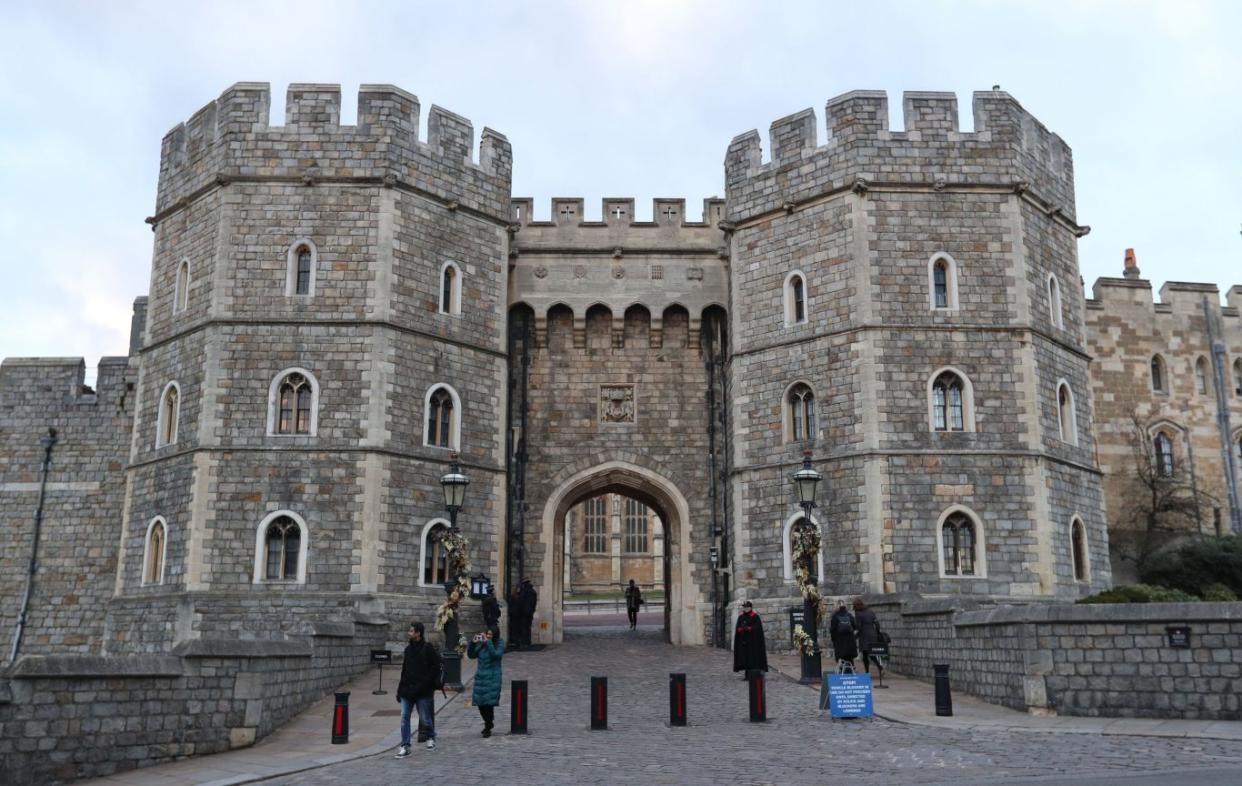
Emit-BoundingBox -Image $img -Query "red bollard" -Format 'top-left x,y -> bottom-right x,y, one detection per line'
590,676 -> 608,730
669,673 -> 687,726
510,680 -> 528,734
747,670 -> 766,722
331,691 -> 350,743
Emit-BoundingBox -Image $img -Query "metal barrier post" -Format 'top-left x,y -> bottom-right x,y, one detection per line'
934,664 -> 953,717
510,679 -> 528,734
590,676 -> 608,730
331,691 -> 350,743
669,673 -> 687,726
747,669 -> 766,722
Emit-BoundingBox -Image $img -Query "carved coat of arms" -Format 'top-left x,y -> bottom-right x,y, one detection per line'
600,385 -> 635,424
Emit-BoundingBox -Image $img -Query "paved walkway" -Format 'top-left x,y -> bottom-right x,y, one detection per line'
80,632 -> 1242,785
78,656 -> 477,786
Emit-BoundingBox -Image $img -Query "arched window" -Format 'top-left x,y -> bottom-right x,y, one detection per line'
939,510 -> 980,577
784,271 -> 807,326
440,261 -> 462,316
1057,381 -> 1078,445
785,382 -> 816,443
782,512 -> 824,583
583,496 -> 608,553
929,253 -> 958,310
1195,356 -> 1209,396
623,497 -> 649,554
286,239 -> 318,297
143,517 -> 167,586
930,370 -> 970,432
424,384 -> 461,449
1047,274 -> 1063,329
1071,517 -> 1089,583
1154,431 -> 1175,477
1233,359 -> 1242,397
420,520 -> 450,586
174,259 -> 190,314
270,371 -> 316,436
1150,354 -> 1167,394
156,382 -> 180,447
252,511 -> 308,583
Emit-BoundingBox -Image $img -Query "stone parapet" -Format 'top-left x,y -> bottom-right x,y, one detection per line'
154,82 -> 512,221
725,90 -> 1077,224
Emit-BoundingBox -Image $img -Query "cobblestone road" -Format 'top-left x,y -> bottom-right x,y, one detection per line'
263,629 -> 1242,785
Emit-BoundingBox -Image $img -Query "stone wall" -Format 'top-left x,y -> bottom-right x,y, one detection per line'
862,593 -> 1242,720
0,348 -> 136,659
1086,261 -> 1242,580
0,621 -> 386,786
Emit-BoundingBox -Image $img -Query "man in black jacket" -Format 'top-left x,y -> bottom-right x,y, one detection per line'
395,622 -> 442,756
732,601 -> 769,678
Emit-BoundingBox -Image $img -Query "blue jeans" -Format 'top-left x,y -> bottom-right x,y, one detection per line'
401,696 -> 436,745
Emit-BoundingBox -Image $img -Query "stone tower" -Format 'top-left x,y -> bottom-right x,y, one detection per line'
723,90 -> 1109,633
107,83 -> 512,651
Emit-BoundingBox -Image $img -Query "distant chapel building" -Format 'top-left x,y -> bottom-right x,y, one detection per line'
10,81 -> 1231,665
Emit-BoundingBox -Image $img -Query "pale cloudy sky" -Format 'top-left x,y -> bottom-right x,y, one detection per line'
1,1 -> 1240,380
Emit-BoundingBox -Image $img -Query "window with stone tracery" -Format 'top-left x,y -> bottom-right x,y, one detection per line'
423,522 -> 450,585
277,373 -> 313,435
584,497 -> 608,554
941,513 -> 977,577
623,498 -> 649,554
932,372 -> 965,432
264,516 -> 302,581
786,383 -> 816,443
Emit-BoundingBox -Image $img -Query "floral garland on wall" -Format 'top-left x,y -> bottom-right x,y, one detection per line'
433,528 -> 472,655
791,521 -> 826,656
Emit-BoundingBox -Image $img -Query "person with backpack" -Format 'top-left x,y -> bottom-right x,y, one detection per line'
466,624 -> 505,737
624,579 -> 643,630
828,602 -> 858,672
395,621 -> 442,756
853,598 -> 887,678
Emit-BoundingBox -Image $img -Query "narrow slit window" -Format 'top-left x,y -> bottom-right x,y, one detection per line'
295,246 -> 312,295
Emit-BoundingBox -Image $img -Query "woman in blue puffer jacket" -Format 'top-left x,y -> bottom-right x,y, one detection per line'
467,625 -> 505,737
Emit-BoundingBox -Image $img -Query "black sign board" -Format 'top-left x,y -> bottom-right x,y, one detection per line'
370,649 -> 393,664
1166,626 -> 1191,649
789,607 -> 807,648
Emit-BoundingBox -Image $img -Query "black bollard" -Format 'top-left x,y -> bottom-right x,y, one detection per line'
510,679 -> 528,734
747,669 -> 767,722
331,691 -> 350,744
934,663 -> 953,717
669,673 -> 687,726
590,676 -> 608,730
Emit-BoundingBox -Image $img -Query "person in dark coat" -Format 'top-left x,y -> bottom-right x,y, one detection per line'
466,625 -> 505,737
732,601 -> 768,677
481,587 -> 501,629
828,602 -> 858,669
507,586 -> 523,649
624,579 -> 643,630
518,578 -> 538,647
394,621 -> 442,755
853,598 -> 884,677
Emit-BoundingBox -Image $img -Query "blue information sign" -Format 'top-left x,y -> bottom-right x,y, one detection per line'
822,673 -> 874,718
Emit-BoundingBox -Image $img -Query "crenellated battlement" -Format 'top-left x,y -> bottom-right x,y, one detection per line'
725,89 -> 1076,222
155,82 -> 512,220
1089,277 -> 1242,318
0,356 -> 132,407
509,197 -> 726,229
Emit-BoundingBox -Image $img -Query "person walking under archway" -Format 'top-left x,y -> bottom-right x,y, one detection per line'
624,579 -> 644,630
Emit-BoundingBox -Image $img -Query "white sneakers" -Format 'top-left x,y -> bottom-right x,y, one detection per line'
426,739 -> 437,750
394,745 -> 410,758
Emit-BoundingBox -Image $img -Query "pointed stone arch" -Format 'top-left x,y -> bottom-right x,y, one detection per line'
537,459 -> 701,646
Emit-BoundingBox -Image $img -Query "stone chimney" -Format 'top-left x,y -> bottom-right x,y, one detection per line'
1123,248 -> 1141,279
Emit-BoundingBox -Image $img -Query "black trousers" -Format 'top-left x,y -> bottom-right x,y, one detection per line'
478,705 -> 495,728
626,607 -> 638,627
